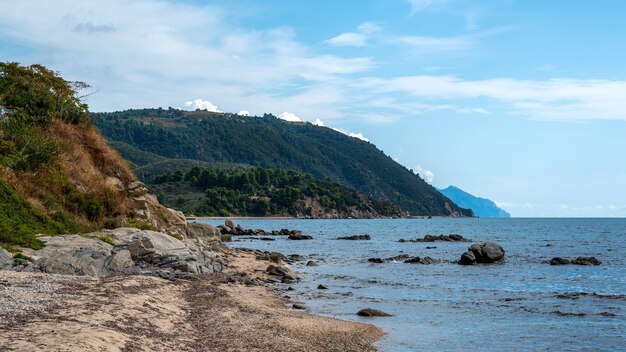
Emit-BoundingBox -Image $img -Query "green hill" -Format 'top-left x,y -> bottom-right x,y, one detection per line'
94,109 -> 473,217
151,166 -> 404,218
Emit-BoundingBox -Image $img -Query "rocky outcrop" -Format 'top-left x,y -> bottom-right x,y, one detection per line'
458,242 -> 505,265
288,234 -> 313,240
398,234 -> 470,243
337,235 -> 371,240
187,222 -> 222,243
550,257 -> 602,266
11,228 -> 224,278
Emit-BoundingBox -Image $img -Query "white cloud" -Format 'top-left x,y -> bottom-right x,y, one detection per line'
359,75 -> 626,121
414,164 -> 435,184
326,22 -> 381,47
456,107 -> 490,114
326,32 -> 368,47
184,99 -> 220,112
278,112 -> 302,122
238,110 -> 250,116
348,132 -> 369,142
313,118 -> 325,126
392,35 -> 472,53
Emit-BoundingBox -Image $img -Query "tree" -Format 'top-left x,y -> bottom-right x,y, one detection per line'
0,62 -> 90,125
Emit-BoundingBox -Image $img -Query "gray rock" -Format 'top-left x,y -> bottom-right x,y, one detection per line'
458,251 -> 476,265
357,308 -> 393,317
225,219 -> 236,230
459,242 -> 505,265
187,222 -> 221,242
266,265 -> 289,277
306,261 -> 319,267
317,284 -> 328,290
572,257 -> 602,266
127,181 -> 149,197
420,256 -> 440,265
0,248 -> 12,267
292,303 -> 306,310
550,257 -> 571,265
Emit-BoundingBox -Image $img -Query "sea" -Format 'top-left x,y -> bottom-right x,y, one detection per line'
197,218 -> 626,352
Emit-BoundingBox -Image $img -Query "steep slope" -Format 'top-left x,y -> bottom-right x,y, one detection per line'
94,109 -> 473,217
438,186 -> 511,218
0,63 -> 186,249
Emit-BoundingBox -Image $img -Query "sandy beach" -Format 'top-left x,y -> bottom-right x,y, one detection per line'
0,250 -> 383,352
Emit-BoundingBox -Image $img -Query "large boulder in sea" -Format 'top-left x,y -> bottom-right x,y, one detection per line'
458,242 -> 505,265
357,308 -> 393,317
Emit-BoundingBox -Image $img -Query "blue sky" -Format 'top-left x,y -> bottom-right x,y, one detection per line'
1,0 -> 625,217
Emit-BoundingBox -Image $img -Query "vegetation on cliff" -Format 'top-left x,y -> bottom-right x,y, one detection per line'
152,166 -> 404,218
0,63 -> 181,250
94,109 -> 473,217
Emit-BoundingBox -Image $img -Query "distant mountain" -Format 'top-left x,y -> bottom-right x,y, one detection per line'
438,186 -> 510,218
93,109 -> 474,217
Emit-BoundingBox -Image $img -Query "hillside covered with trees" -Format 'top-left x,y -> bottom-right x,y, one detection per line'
94,109 -> 473,217
151,166 -> 404,218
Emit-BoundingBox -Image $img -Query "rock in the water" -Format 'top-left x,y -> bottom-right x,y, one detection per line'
288,234 -> 313,240
337,234 -> 371,240
306,261 -> 319,267
292,303 -> 306,310
403,256 -> 421,264
317,284 -> 328,290
420,256 -> 440,265
458,251 -> 477,265
398,234 -> 470,243
572,257 -> 602,266
550,257 -> 571,265
367,258 -> 383,263
266,265 -> 289,277
357,308 -> 393,317
459,242 -> 505,265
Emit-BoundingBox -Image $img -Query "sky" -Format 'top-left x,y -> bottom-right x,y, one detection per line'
1,0 -> 625,217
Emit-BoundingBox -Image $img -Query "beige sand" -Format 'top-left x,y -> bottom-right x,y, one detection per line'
0,251 -> 382,352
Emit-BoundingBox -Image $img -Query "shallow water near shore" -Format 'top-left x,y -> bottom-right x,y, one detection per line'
198,218 -> 626,351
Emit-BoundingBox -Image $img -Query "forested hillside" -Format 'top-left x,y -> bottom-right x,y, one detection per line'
151,166 -> 404,218
94,109 -> 473,217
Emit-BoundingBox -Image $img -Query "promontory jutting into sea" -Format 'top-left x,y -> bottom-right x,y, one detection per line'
1,1 -> 625,351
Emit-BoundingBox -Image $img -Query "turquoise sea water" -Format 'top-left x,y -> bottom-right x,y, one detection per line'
198,218 -> 626,351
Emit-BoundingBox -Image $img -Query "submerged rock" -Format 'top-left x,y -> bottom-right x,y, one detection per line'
317,284 -> 328,290
357,308 -> 393,317
572,257 -> 602,266
549,256 -> 602,266
399,234 -> 470,243
306,261 -> 319,267
337,234 -> 371,240
288,234 -> 313,240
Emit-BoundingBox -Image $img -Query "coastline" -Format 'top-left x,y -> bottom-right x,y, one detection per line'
0,249 -> 383,351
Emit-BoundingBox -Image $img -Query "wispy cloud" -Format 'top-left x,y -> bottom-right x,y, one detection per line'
391,35 -> 472,53
407,0 -> 446,15
326,22 -> 381,47
359,75 -> 626,121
